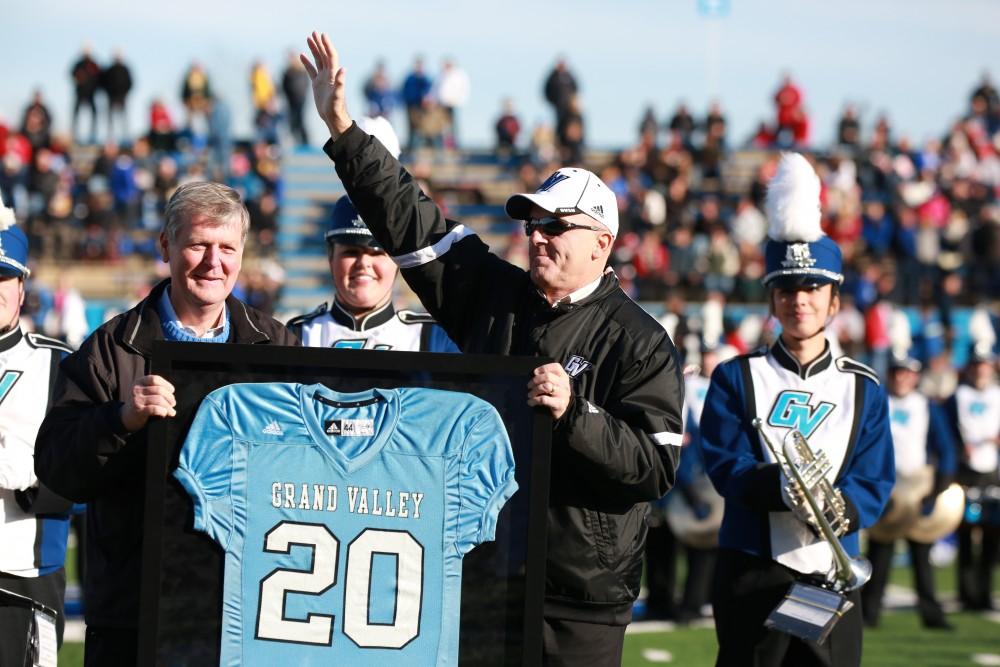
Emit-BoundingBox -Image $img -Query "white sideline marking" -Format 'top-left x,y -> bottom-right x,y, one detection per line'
641,648 -> 674,662
971,655 -> 1000,666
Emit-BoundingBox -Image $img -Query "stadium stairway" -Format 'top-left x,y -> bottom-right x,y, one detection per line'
275,144 -> 773,318
276,146 -> 522,317
275,146 -> 344,316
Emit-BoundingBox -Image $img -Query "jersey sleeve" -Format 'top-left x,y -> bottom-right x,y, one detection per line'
174,393 -> 238,549
455,404 -> 518,555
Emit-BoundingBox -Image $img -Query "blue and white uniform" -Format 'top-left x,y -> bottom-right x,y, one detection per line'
675,373 -> 711,496
0,328 -> 73,578
288,300 -> 458,352
699,339 -> 894,576
888,391 -> 957,481
175,383 -> 517,666
948,383 -> 1000,479
946,374 -> 1000,611
0,201 -> 76,662
860,382 -> 957,628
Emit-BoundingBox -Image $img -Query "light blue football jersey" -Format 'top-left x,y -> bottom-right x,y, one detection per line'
174,384 -> 518,666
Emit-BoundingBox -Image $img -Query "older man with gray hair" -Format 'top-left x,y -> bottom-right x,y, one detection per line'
35,181 -> 297,666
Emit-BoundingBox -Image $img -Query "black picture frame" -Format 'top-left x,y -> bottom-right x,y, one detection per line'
138,342 -> 550,666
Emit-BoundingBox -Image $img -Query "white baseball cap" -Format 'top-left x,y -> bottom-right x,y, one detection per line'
358,115 -> 401,159
505,168 -> 619,238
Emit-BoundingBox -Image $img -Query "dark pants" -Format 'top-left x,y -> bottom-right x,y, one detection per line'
287,101 -> 308,145
862,538 -> 944,626
681,546 -> 717,618
73,94 -> 98,144
84,625 -> 137,667
712,549 -> 862,667
106,98 -> 129,142
644,522 -> 678,618
957,521 -> 1000,610
0,568 -> 66,667
542,617 -> 627,667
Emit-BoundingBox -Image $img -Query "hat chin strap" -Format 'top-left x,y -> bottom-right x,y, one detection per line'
0,311 -> 19,336
782,314 -> 832,344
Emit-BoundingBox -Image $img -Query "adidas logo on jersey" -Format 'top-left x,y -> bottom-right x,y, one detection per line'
325,419 -> 375,436
262,420 -> 284,436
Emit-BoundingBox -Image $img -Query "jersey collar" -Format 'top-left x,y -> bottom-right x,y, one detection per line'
331,298 -> 396,332
298,384 -> 400,473
772,337 -> 832,380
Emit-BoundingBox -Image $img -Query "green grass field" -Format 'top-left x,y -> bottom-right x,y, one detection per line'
56,611 -> 1000,667
622,612 -> 1000,666
56,548 -> 1000,666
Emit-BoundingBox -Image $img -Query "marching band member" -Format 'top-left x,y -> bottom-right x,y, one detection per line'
645,345 -> 730,622
700,153 -> 894,666
861,354 -> 957,629
947,343 -> 1000,611
288,118 -> 457,353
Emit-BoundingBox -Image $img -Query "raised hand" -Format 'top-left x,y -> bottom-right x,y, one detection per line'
300,31 -> 353,140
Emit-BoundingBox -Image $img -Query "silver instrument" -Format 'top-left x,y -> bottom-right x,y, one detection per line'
906,483 -> 965,543
664,474 -> 724,549
752,418 -> 872,593
867,466 -> 934,542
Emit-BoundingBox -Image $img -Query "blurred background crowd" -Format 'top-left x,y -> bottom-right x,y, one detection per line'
0,46 -> 997,383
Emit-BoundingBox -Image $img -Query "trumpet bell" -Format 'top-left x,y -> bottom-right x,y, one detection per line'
845,556 -> 872,592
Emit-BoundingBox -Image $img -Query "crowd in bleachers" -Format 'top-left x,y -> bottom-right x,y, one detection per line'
1,49 -> 998,375
1,49 -> 293,267
477,65 -> 999,383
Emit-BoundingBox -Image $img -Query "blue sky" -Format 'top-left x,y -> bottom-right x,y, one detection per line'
3,0 -> 998,149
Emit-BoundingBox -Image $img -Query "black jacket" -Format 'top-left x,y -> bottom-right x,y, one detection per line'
325,124 -> 684,624
34,279 -> 298,627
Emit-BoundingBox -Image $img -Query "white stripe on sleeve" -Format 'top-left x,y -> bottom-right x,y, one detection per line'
652,431 -> 683,447
391,225 -> 475,268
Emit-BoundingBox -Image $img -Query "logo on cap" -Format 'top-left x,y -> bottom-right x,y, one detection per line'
590,205 -> 604,220
781,243 -> 817,269
538,172 -> 571,192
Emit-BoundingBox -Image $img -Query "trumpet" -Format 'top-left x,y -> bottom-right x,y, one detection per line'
752,418 -> 872,593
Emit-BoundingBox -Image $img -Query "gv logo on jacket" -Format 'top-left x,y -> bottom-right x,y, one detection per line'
767,390 -> 835,439
564,355 -> 593,378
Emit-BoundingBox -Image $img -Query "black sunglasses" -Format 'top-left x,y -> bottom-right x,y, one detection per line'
524,217 -> 604,237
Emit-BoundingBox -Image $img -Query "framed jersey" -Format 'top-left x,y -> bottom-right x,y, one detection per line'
138,343 -> 551,666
